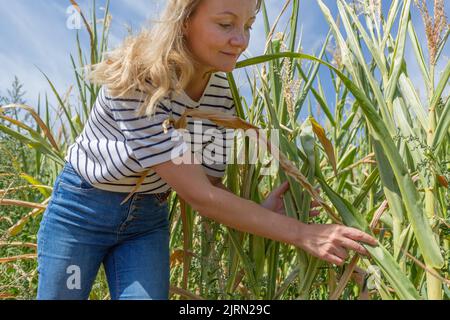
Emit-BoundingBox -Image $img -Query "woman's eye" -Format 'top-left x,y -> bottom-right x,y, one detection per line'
219,23 -> 232,29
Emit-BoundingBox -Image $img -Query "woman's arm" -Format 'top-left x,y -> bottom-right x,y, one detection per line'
208,176 -> 293,215
153,153 -> 378,266
207,176 -> 230,192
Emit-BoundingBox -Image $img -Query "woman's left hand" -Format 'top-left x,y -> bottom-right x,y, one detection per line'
261,181 -> 321,217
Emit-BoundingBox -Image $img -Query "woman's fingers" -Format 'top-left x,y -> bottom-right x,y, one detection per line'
332,246 -> 349,261
323,253 -> 345,266
275,181 -> 290,197
342,227 -> 378,246
298,224 -> 378,267
338,238 -> 369,256
309,210 -> 321,217
311,200 -> 321,208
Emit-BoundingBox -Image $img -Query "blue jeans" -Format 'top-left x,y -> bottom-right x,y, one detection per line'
37,162 -> 170,300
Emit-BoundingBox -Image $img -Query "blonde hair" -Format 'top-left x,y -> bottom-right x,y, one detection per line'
89,0 -> 262,117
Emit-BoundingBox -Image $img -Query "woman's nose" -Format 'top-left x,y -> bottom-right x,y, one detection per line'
230,29 -> 249,50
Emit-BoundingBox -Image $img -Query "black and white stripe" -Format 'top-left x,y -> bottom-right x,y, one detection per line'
65,72 -> 235,194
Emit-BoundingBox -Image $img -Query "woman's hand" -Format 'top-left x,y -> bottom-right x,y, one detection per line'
261,181 -> 321,217
261,181 -> 377,265
296,223 -> 378,266
261,181 -> 290,214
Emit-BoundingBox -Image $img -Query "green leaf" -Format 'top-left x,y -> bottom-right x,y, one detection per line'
384,0 -> 411,103
237,52 -> 444,268
432,94 -> 450,152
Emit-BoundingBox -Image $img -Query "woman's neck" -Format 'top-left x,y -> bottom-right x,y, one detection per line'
184,70 -> 213,102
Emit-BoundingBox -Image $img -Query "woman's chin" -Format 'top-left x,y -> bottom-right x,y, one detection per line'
217,63 -> 237,73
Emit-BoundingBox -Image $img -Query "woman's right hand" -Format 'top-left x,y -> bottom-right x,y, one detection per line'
296,223 -> 379,266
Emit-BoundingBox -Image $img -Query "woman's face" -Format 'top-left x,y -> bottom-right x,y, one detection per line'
183,0 -> 257,73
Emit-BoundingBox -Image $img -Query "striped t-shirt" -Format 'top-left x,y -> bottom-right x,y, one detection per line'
65,72 -> 235,194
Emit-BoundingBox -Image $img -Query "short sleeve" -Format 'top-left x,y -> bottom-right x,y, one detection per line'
102,86 -> 189,169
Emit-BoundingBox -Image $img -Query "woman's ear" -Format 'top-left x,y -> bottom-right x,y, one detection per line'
181,18 -> 190,36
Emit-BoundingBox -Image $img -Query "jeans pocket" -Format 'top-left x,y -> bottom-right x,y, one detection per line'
58,179 -> 95,193
58,163 -> 96,193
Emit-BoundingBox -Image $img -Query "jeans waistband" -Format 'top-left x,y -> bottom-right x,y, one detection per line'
63,160 -> 172,204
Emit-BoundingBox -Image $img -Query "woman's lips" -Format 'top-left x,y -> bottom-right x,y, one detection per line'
221,52 -> 239,58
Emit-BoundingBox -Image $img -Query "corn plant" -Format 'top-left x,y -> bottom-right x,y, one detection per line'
1,0 -> 449,300
218,0 -> 449,299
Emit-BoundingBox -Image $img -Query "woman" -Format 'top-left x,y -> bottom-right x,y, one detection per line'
37,0 -> 377,300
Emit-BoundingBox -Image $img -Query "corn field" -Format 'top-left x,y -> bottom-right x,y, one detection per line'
0,0 -> 449,300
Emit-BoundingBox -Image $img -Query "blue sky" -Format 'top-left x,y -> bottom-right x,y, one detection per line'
0,0 -> 448,123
